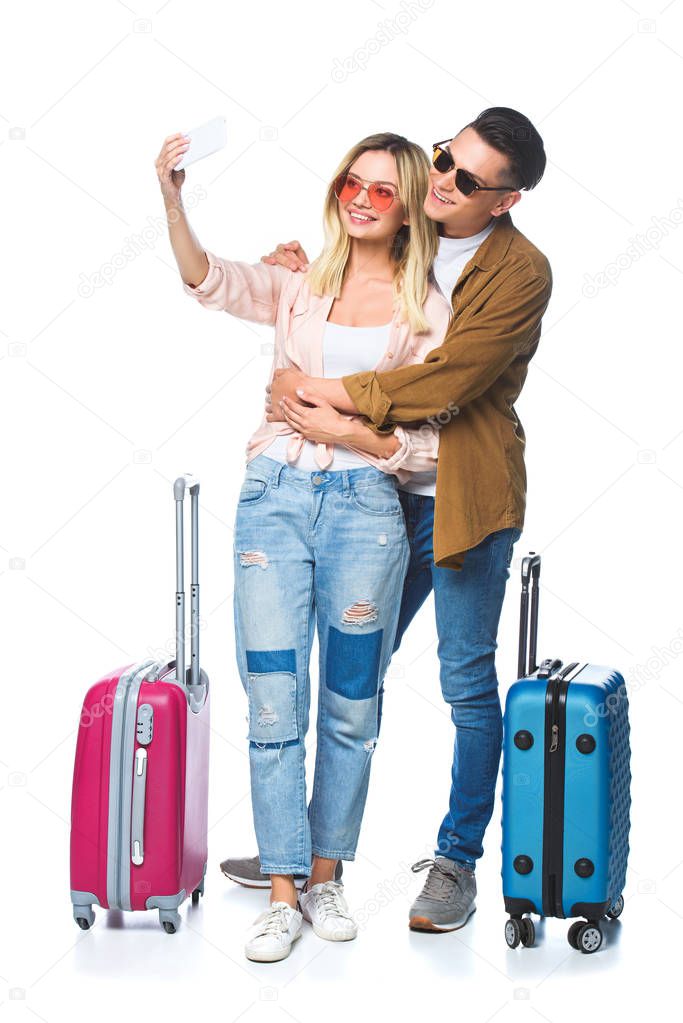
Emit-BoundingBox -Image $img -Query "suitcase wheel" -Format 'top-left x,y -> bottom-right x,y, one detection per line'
159,909 -> 181,934
505,918 -> 521,948
567,920 -> 583,949
73,904 -> 95,930
606,894 -> 624,920
520,917 -> 535,947
191,877 -> 205,906
504,916 -> 535,949
568,920 -> 603,954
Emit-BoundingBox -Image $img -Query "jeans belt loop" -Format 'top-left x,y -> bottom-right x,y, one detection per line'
272,461 -> 284,488
341,469 -> 350,496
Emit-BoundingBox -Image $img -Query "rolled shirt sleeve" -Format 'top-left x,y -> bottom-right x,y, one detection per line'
371,423 -> 440,477
342,266 -> 552,427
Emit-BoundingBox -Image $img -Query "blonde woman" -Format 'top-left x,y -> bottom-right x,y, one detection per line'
156,132 -> 450,961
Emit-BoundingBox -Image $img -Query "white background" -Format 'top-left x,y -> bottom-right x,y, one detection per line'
2,0 -> 681,1019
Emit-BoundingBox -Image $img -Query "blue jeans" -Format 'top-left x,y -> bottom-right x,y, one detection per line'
233,454 -> 410,875
380,492 -> 522,873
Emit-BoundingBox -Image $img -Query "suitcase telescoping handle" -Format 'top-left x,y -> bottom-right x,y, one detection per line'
174,474 -> 200,688
517,551 -> 541,678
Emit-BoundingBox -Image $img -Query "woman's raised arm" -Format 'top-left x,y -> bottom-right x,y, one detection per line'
156,132 -> 289,326
156,132 -> 210,288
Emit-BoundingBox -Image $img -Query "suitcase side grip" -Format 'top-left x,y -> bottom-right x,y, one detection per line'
131,747 -> 147,866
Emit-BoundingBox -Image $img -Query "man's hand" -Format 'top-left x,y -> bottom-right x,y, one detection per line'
266,367 -> 310,422
261,240 -> 310,272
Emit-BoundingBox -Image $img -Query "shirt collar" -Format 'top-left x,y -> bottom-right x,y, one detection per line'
470,210 -> 516,271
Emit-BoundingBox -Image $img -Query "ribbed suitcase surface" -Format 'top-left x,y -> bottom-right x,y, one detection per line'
500,554 -> 631,954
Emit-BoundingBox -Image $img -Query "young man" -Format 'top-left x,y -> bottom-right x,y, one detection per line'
221,107 -> 552,933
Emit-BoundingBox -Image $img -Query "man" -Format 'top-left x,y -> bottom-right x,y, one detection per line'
221,106 -> 552,933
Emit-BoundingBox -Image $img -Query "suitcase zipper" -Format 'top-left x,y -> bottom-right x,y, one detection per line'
542,662 -> 579,918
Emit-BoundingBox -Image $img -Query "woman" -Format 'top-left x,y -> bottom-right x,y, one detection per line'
156,131 -> 450,961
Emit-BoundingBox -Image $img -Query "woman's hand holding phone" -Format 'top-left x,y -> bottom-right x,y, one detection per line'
156,133 -> 210,289
155,132 -> 190,205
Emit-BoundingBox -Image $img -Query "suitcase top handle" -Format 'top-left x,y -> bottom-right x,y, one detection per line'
174,473 -> 200,501
174,474 -> 200,688
520,552 -> 540,587
518,551 -> 541,679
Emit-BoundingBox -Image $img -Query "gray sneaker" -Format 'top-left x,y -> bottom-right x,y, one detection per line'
220,854 -> 343,890
408,856 -> 476,932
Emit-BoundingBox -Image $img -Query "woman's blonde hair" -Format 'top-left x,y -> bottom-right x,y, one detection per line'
306,132 -> 438,333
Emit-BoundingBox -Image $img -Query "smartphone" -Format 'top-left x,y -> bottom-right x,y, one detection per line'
175,116 -> 227,170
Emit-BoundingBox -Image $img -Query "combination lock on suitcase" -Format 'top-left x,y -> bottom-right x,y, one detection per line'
69,475 -> 210,934
501,553 -> 631,954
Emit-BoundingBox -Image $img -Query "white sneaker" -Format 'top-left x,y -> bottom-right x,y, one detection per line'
300,880 -> 358,941
244,901 -> 303,962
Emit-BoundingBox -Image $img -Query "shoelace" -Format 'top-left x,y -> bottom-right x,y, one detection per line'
310,881 -> 353,920
255,903 -> 292,937
411,858 -> 463,903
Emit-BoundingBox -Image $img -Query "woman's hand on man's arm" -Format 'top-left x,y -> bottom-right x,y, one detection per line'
267,369 -> 359,418
268,388 -> 400,458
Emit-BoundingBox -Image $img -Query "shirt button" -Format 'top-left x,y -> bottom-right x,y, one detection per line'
387,351 -> 393,358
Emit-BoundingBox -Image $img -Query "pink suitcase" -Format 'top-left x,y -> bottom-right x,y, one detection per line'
69,475 -> 210,933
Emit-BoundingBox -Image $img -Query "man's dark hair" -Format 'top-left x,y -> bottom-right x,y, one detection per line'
461,106 -> 546,191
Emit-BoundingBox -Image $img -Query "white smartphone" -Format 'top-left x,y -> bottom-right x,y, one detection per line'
175,116 -> 227,170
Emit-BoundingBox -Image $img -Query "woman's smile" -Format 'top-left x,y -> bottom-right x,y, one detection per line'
347,207 -> 377,224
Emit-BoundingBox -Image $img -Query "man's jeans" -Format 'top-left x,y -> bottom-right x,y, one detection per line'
378,491 -> 522,873
233,454 -> 410,876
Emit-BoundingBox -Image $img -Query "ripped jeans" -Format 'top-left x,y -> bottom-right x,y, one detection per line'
233,453 -> 410,876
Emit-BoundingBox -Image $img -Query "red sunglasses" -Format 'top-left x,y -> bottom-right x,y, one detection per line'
333,171 -> 399,212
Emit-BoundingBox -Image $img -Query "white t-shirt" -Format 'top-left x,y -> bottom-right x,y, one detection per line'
265,320 -> 393,471
432,219 -> 496,304
398,219 -> 497,498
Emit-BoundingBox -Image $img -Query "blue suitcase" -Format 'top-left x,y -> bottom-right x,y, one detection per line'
501,553 -> 631,954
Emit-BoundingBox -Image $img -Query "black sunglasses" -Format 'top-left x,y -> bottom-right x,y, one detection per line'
432,139 -> 520,197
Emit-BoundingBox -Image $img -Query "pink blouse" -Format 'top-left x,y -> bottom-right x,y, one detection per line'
182,249 -> 451,481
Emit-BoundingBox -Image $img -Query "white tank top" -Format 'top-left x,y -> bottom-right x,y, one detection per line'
265,320 -> 392,471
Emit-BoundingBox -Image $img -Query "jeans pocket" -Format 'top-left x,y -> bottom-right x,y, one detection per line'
238,472 -> 271,506
246,671 -> 298,744
350,483 -> 402,517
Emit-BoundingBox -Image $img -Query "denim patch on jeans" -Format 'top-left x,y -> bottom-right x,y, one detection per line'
233,454 -> 410,874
